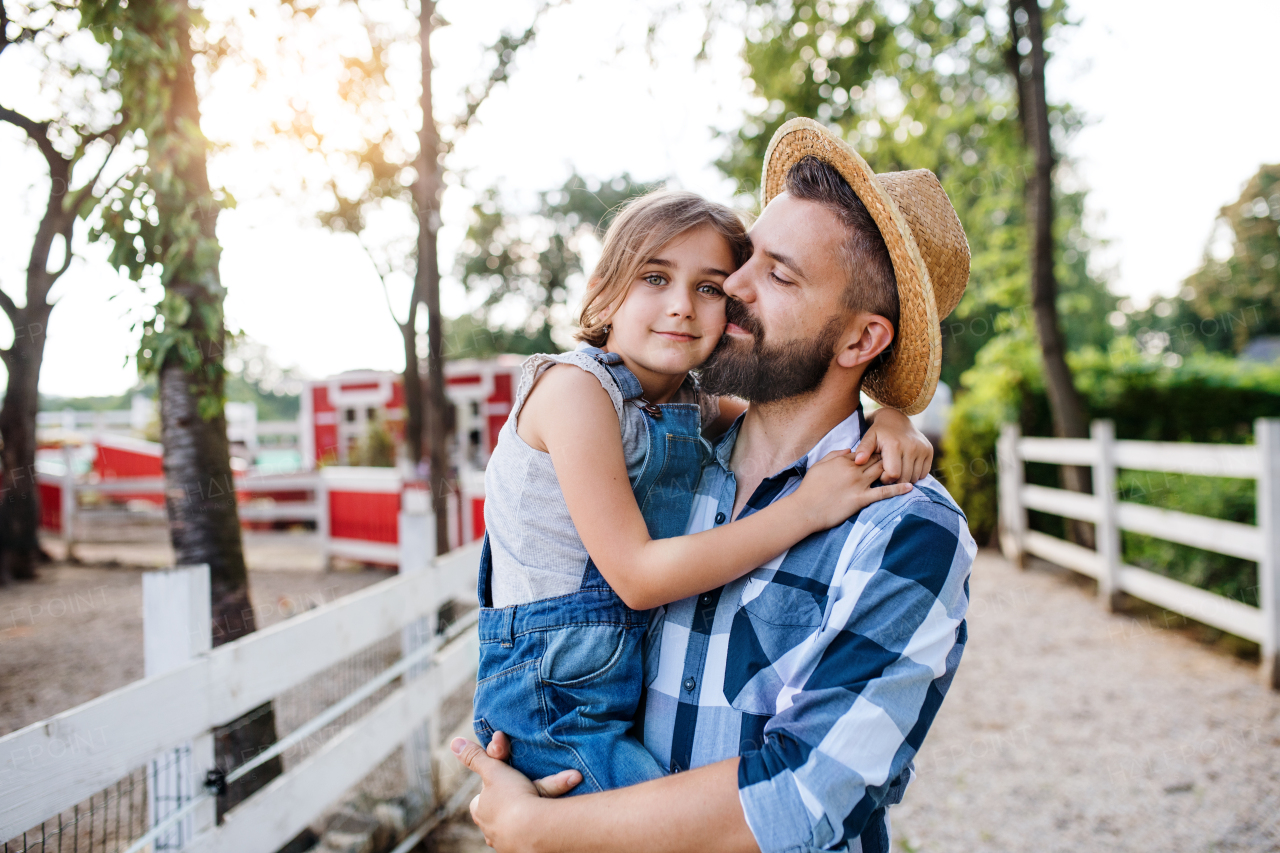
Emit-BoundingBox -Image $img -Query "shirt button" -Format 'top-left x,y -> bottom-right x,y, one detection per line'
715,512 -> 726,524
670,759 -> 681,774
700,593 -> 712,605
683,677 -> 697,693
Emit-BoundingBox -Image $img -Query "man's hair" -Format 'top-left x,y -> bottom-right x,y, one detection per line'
575,190 -> 752,348
784,156 -> 898,335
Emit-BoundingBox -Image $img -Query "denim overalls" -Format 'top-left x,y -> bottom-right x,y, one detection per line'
472,348 -> 706,794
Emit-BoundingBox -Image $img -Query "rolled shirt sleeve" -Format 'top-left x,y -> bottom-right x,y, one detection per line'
736,498 -> 974,853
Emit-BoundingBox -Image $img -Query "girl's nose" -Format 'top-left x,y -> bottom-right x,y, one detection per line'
668,288 -> 694,318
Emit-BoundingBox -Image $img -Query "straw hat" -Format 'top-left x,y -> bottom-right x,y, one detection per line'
761,118 -> 970,415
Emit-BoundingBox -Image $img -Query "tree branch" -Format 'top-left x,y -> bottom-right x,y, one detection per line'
67,131 -> 125,216
49,219 -> 75,281
0,286 -> 20,326
443,0 -> 559,154
353,234 -> 412,331
0,104 -> 63,168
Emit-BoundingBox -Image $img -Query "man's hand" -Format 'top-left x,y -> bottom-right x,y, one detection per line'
452,735 -> 582,851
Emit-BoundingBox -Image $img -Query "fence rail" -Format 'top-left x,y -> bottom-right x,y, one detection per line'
0,528 -> 483,851
997,418 -> 1280,689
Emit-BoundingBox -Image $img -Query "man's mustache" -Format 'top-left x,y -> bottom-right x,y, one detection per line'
724,298 -> 763,341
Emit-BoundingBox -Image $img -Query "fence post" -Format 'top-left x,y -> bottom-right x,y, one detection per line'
399,496 -> 438,809
61,444 -> 76,561
1092,420 -> 1123,611
144,564 -> 215,848
1258,418 -> 1280,690
997,423 -> 1026,567
317,472 -> 332,572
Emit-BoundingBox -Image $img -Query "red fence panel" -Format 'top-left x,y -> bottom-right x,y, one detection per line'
328,490 -> 401,544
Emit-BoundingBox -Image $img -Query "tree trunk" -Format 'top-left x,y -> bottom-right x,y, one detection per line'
418,1 -> 452,555
401,315 -> 424,472
0,303 -> 53,583
1009,0 -> 1094,547
0,132 -> 75,584
158,3 -> 281,815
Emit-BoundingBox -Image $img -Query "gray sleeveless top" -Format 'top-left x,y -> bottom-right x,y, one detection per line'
483,349 -> 719,608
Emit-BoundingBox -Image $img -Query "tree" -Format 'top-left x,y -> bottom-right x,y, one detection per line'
1004,0 -> 1093,545
719,1 -> 1109,545
260,0 -> 554,553
719,0 -> 1113,394
1183,164 -> 1280,351
1005,0 -> 1087,436
0,0 -> 127,582
454,171 -> 658,349
81,0 -> 281,815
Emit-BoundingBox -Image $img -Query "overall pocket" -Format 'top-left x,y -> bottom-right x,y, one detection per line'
539,624 -> 645,728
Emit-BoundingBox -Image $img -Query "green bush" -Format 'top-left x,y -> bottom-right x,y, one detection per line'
941,338 -> 1280,592
1116,470 -> 1257,602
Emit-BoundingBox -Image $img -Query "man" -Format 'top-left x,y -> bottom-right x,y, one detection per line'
454,118 -> 976,853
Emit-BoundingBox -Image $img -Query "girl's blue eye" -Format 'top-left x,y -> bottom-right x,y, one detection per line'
698,284 -> 725,297
644,274 -> 667,286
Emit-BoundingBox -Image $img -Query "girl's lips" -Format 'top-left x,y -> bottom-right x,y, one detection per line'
655,331 -> 698,341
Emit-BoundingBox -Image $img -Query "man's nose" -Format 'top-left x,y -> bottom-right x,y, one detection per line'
723,263 -> 755,302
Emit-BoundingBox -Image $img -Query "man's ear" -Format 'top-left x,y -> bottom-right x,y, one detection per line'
835,313 -> 894,370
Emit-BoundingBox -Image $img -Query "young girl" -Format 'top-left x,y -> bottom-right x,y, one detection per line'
473,190 -> 933,794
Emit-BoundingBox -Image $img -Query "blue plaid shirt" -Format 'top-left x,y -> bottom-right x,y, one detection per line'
641,408 -> 974,853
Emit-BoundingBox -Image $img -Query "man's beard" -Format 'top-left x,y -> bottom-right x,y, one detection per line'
698,298 -> 843,404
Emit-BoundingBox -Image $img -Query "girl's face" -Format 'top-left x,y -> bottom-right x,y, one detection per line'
602,225 -> 737,378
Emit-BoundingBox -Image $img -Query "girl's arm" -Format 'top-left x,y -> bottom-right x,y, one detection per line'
706,398 -> 934,485
519,366 -> 908,611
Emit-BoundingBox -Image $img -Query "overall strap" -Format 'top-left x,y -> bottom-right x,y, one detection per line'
477,533 -> 495,607
578,346 -> 645,402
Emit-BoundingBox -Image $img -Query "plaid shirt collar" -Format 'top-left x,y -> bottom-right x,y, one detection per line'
710,404 -> 869,505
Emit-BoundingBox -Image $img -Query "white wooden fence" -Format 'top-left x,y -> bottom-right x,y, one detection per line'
997,418 -> 1280,689
0,517 -> 483,852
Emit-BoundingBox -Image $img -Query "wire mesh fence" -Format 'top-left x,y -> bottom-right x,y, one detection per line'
273,631 -> 411,801
3,763 -> 149,853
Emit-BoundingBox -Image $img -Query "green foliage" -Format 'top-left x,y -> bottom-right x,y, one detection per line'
455,172 -> 659,345
40,387 -> 152,412
943,338 -> 1280,589
444,314 -> 557,360
1112,164 -> 1280,358
1185,164 -> 1280,350
719,0 -> 1115,390
939,329 -> 1043,543
81,0 -> 233,420
1118,471 -> 1257,602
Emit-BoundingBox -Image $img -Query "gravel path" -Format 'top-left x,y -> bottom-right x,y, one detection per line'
893,550 -> 1280,852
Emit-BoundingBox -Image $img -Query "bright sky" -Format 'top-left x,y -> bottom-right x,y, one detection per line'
1,0 -> 1277,399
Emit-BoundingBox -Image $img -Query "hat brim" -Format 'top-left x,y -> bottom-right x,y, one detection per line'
761,118 -> 941,416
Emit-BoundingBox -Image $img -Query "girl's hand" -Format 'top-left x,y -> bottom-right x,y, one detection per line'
857,407 -> 934,484
790,450 -> 913,532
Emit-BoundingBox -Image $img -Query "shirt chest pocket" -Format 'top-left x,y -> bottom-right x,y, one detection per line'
723,579 -> 827,716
